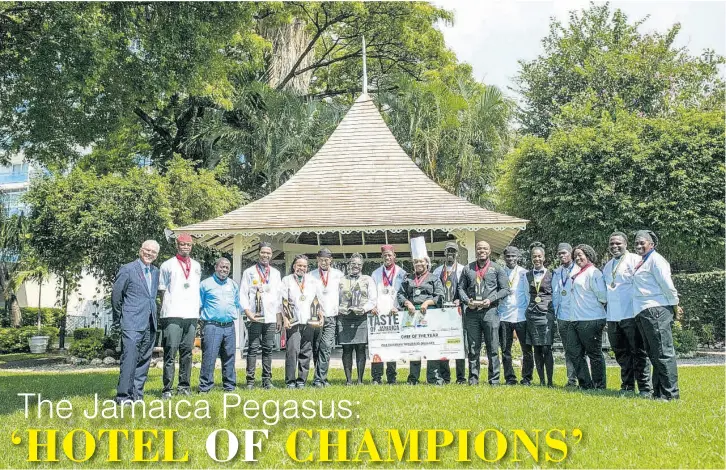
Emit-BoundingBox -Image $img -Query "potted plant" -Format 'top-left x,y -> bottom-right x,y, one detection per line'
17,264 -> 51,353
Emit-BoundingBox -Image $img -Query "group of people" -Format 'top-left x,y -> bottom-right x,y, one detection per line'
111,229 -> 682,404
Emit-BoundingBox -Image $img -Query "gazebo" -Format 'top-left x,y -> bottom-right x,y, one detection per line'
176,93 -> 527,282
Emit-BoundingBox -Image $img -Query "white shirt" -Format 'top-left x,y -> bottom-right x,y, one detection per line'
280,273 -> 325,325
602,252 -> 640,322
551,263 -> 579,320
497,265 -> 528,322
239,263 -> 282,324
309,267 -> 344,317
632,250 -> 679,314
569,265 -> 607,321
371,264 -> 407,314
159,256 -> 202,319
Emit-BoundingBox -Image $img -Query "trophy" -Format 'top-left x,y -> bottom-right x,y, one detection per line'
350,283 -> 365,315
443,277 -> 455,307
252,288 -> 265,322
282,297 -> 299,327
307,296 -> 324,328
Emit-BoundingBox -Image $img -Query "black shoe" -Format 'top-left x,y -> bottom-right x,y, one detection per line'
505,381 -> 518,386
198,389 -> 210,394
468,379 -> 479,386
161,391 -> 172,400
345,381 -> 354,386
565,382 -> 578,388
177,388 -> 191,396
312,382 -> 325,388
638,391 -> 653,399
372,380 -> 382,385
406,380 -> 418,386
295,383 -> 305,389
520,380 -> 532,386
263,382 -> 276,390
287,384 -> 297,389
456,380 -> 467,385
246,382 -> 255,390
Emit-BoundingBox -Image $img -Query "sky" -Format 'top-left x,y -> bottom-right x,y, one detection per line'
434,0 -> 726,97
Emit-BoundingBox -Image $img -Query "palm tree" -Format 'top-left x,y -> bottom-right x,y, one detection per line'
10,259 -> 49,330
0,209 -> 27,327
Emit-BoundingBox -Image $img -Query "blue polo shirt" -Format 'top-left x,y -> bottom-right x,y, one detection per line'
200,274 -> 241,322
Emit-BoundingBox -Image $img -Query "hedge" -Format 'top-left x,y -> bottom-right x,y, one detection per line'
0,326 -> 60,353
674,271 -> 725,345
73,328 -> 104,341
20,307 -> 64,328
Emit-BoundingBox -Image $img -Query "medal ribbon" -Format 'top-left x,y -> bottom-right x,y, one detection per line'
256,264 -> 270,285
507,267 -> 519,288
475,259 -> 491,283
533,268 -> 547,294
570,263 -> 593,283
382,265 -> 396,287
560,263 -> 574,290
319,268 -> 329,288
295,275 -> 305,295
610,255 -> 625,284
176,254 -> 191,280
414,271 -> 429,288
634,249 -> 655,272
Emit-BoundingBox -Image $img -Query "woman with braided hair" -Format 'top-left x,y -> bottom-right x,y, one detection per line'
567,244 -> 608,389
523,242 -> 555,387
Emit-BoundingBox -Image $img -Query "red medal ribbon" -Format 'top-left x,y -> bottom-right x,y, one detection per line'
176,254 -> 191,280
475,259 -> 491,282
634,249 -> 655,272
319,268 -> 329,287
414,271 -> 429,287
256,264 -> 270,284
570,263 -> 593,282
382,264 -> 396,287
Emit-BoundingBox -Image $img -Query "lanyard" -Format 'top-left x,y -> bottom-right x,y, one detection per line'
634,249 -> 655,272
382,265 -> 396,287
475,260 -> 491,283
560,263 -> 575,290
414,272 -> 429,287
256,264 -> 270,284
319,268 -> 329,287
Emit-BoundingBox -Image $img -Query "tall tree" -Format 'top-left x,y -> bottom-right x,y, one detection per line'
514,3 -> 724,137
0,209 -> 26,326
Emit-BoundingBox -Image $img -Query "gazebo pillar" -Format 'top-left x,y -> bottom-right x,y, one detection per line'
233,234 -> 245,362
465,231 -> 476,264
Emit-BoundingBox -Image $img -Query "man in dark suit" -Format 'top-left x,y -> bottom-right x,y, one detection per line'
112,240 -> 161,404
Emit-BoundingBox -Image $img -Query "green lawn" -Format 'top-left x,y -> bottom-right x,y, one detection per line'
0,365 -> 723,468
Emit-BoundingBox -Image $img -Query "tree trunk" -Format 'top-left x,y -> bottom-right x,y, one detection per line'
36,280 -> 42,331
259,17 -> 313,94
9,294 -> 21,327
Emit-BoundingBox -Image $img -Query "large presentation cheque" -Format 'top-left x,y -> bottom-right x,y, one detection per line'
367,307 -> 465,363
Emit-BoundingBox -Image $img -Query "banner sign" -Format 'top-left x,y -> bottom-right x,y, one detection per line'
367,307 -> 465,363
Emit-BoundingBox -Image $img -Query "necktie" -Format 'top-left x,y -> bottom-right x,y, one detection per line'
145,267 -> 152,292
533,270 -> 544,275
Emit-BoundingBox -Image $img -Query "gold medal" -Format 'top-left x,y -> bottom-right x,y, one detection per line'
561,290 -> 567,296
414,289 -> 422,296
610,281 -> 616,288
535,296 -> 542,303
446,280 -> 452,288
299,295 -> 306,301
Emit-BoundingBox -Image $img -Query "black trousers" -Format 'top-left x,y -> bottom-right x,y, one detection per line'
246,321 -> 276,385
557,319 -> 579,385
371,361 -> 397,383
342,344 -> 366,384
607,318 -> 651,392
465,307 -> 500,384
567,319 -> 607,389
285,325 -> 314,386
408,360 -> 443,385
161,318 -> 197,393
500,320 -> 534,384
636,306 -> 679,399
312,319 -> 336,385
